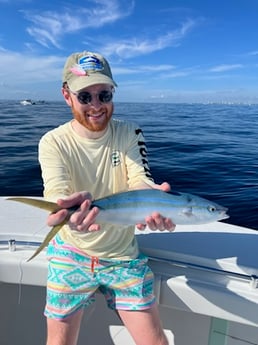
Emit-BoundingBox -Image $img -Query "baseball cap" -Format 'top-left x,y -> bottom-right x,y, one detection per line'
62,51 -> 117,92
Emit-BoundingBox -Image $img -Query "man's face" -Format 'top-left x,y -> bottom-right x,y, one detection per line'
64,83 -> 114,133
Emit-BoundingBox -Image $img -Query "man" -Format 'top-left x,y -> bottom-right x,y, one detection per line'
39,51 -> 175,345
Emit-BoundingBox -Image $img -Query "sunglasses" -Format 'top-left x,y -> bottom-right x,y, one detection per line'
69,89 -> 114,105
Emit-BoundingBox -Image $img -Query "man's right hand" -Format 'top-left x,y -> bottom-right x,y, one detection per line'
47,191 -> 100,232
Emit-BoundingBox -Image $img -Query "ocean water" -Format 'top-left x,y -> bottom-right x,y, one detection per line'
0,100 -> 257,230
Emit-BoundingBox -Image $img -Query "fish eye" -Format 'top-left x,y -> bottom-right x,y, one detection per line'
208,205 -> 216,212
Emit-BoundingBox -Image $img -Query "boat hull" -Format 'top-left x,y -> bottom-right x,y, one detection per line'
1,196 -> 258,345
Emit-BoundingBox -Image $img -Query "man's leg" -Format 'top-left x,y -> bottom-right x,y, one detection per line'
46,309 -> 84,345
118,302 -> 168,345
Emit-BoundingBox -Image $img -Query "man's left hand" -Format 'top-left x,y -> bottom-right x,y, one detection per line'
136,182 -> 176,232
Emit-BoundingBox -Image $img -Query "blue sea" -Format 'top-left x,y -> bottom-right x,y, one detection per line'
0,100 -> 257,230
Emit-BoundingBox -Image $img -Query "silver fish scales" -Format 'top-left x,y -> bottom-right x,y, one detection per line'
8,189 -> 229,261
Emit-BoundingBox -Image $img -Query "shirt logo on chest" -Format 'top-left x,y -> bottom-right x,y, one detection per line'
111,150 -> 121,167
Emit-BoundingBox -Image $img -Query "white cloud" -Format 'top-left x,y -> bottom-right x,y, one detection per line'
22,0 -> 134,48
101,19 -> 197,59
209,64 -> 243,72
26,26 -> 61,49
0,50 -> 64,84
163,71 -> 191,78
139,65 -> 176,72
247,50 -> 258,56
112,64 -> 175,76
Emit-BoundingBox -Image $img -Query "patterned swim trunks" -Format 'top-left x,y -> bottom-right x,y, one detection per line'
44,235 -> 155,320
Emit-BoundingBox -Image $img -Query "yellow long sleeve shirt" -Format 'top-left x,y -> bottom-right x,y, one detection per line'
38,119 -> 155,259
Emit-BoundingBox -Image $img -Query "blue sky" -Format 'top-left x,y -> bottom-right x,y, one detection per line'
0,0 -> 258,103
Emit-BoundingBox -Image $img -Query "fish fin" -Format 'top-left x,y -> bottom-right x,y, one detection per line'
181,207 -> 193,217
27,219 -> 67,261
7,197 -> 60,213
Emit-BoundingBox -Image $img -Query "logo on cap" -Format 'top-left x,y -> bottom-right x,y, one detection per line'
70,55 -> 104,76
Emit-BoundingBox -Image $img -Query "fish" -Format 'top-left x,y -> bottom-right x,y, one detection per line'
8,189 -> 229,261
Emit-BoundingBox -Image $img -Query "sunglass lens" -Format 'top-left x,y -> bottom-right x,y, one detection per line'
76,90 -> 113,104
77,92 -> 92,104
99,91 -> 113,103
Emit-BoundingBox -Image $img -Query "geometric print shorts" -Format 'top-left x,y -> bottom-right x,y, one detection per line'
44,234 -> 155,320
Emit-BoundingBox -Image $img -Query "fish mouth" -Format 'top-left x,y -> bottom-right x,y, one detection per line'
220,207 -> 230,220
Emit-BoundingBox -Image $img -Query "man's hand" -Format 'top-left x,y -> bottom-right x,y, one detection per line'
47,191 -> 100,232
136,182 -> 176,232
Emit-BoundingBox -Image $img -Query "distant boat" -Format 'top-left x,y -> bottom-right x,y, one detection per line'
20,99 -> 35,105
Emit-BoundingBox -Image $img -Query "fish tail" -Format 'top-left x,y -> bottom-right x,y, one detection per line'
7,197 -> 60,213
27,220 -> 67,261
7,197 -> 72,261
